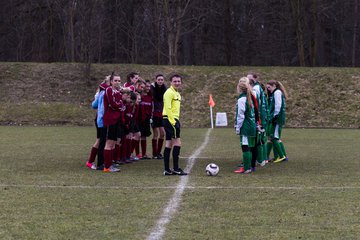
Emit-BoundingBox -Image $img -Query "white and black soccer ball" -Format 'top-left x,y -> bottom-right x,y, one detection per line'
205,163 -> 219,176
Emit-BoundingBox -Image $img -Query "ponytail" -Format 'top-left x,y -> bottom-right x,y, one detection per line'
127,72 -> 138,84
246,85 -> 253,108
237,78 -> 253,108
110,71 -> 115,81
109,71 -> 115,86
267,80 -> 288,99
277,81 -> 288,100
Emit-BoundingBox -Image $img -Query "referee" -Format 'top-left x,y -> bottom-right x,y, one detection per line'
162,74 -> 187,176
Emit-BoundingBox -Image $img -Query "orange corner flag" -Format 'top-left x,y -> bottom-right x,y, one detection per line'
209,94 -> 215,107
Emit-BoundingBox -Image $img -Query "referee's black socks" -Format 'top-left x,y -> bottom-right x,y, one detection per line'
173,146 -> 181,170
164,147 -> 171,171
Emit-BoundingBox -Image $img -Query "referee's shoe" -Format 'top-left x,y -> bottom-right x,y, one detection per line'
172,168 -> 188,176
163,169 -> 173,176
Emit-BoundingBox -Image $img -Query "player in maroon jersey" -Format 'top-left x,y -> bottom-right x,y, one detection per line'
102,73 -> 125,172
131,92 -> 142,159
139,80 -> 153,159
123,72 -> 139,92
86,75 -> 110,170
151,74 -> 167,159
113,87 -> 131,166
117,90 -> 133,165
123,92 -> 139,161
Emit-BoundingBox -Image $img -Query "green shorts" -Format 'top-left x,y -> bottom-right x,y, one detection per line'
268,123 -> 283,139
257,130 -> 267,145
240,135 -> 256,148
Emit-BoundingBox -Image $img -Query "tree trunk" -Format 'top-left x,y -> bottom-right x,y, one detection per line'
224,0 -> 233,65
290,0 -> 306,66
163,0 -> 191,65
163,0 -> 172,65
352,0 -> 358,66
47,4 -> 54,62
154,0 -> 162,65
310,0 -> 318,67
69,0 -> 76,62
167,32 -> 175,65
114,0 -> 119,62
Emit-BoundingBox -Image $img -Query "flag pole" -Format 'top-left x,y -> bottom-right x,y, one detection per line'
209,94 -> 215,129
210,106 -> 214,129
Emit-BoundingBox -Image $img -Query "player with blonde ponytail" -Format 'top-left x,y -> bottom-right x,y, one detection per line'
234,77 -> 257,174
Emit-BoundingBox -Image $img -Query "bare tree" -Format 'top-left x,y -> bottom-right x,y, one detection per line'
161,0 -> 206,65
352,0 -> 358,66
51,0 -> 78,62
309,0 -> 319,66
290,0 -> 306,66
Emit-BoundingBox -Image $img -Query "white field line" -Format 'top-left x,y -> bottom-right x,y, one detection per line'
1,184 -> 360,190
146,128 -> 212,240
179,156 -> 211,159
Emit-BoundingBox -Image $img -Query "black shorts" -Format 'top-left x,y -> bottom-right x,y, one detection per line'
117,123 -> 125,139
124,123 -> 130,136
131,123 -> 140,133
106,124 -> 118,141
152,116 -> 163,128
140,118 -> 152,137
127,121 -> 139,134
95,119 -> 101,138
163,118 -> 180,140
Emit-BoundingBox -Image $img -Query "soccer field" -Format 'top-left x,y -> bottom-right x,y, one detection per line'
0,126 -> 359,240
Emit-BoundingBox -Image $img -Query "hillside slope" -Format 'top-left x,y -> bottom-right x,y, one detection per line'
0,62 -> 359,128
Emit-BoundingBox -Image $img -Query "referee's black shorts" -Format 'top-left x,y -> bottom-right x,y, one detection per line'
163,118 -> 180,140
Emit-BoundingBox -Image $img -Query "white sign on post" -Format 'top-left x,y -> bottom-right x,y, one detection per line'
215,112 -> 228,127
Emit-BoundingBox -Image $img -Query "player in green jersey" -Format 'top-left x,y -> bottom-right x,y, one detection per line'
234,77 -> 257,174
266,80 -> 288,163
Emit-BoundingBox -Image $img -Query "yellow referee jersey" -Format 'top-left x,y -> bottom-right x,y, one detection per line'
163,86 -> 181,125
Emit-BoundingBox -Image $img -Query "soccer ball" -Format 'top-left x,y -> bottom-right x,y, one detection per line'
205,163 -> 219,176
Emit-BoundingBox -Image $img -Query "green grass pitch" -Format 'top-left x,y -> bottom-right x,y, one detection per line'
0,126 -> 359,239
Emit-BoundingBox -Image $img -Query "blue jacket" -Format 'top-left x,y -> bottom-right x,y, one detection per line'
92,90 -> 106,127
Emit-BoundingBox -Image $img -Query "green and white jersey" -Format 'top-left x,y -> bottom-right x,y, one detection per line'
235,93 -> 256,137
253,82 -> 269,127
269,89 -> 286,126
252,83 -> 262,105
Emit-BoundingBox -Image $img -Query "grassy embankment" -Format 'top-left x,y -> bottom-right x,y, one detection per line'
0,62 -> 359,128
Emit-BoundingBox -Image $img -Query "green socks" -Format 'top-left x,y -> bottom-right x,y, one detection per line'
257,145 -> 266,163
272,139 -> 285,158
243,151 -> 252,171
266,142 -> 272,159
279,141 -> 287,157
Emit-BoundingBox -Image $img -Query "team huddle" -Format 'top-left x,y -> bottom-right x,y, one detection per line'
85,71 -> 287,175
234,73 -> 288,174
86,72 -> 187,175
